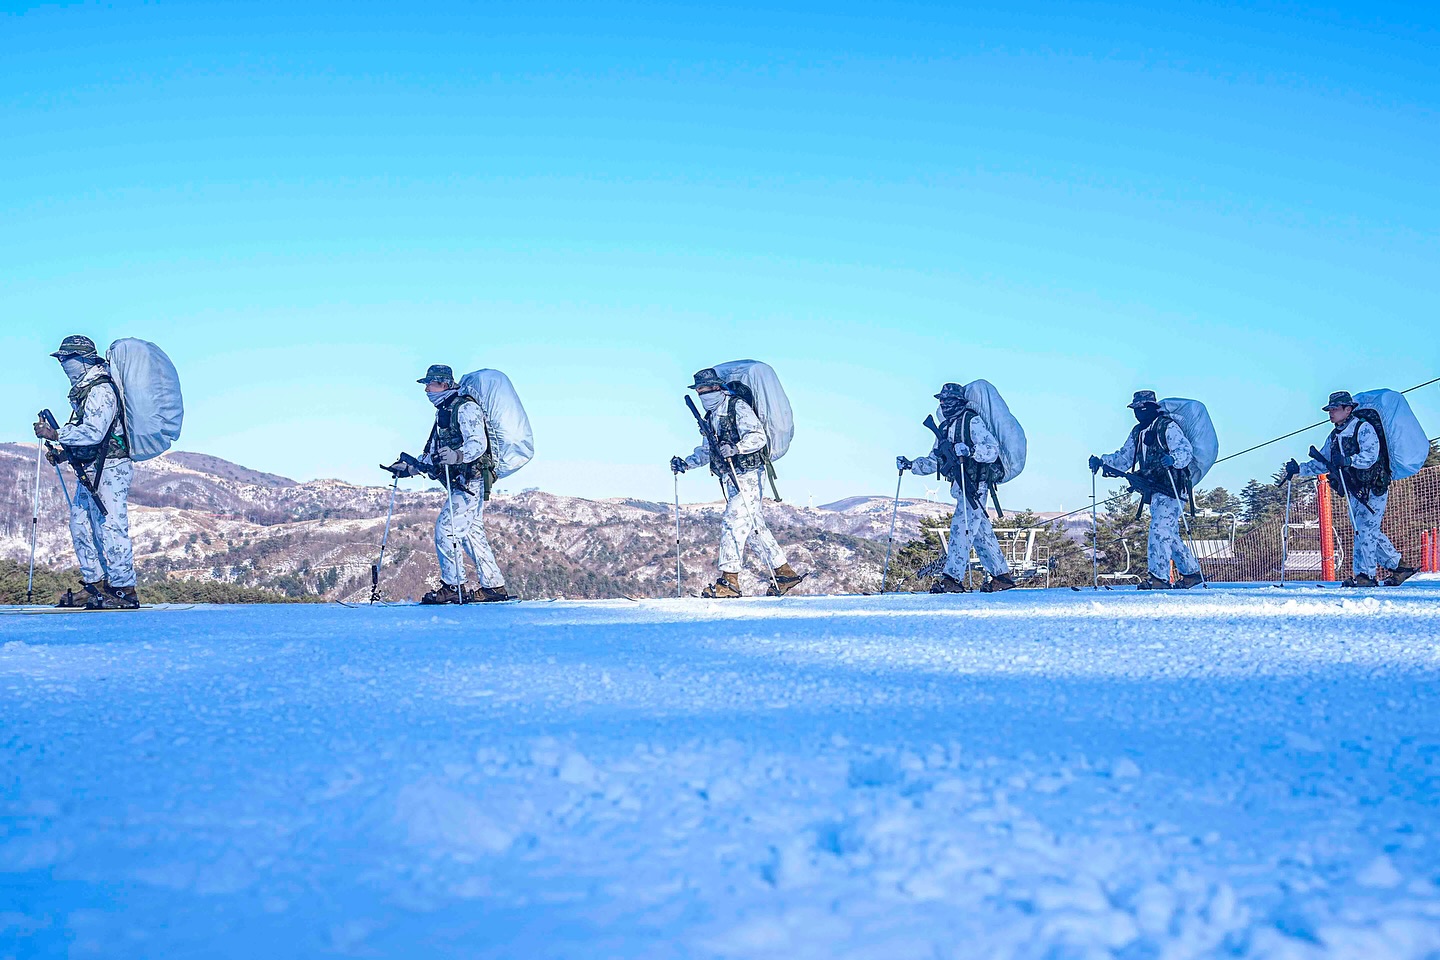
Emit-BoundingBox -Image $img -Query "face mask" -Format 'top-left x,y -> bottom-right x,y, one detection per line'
427,388 -> 457,407
1134,404 -> 1161,427
61,358 -> 89,385
699,390 -> 726,413
939,399 -> 967,419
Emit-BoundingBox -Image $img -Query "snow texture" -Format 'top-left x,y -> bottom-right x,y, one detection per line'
3,584 -> 1440,958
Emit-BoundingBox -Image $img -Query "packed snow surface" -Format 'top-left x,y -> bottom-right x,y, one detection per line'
3,584 -> 1440,958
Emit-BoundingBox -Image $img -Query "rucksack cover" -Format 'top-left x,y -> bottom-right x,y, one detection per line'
713,359 -> 794,461
1354,388 -> 1428,480
1159,397 -> 1218,484
105,338 -> 184,462
959,379 -> 1026,483
457,369 -> 534,479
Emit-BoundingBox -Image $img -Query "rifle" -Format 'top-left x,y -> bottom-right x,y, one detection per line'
921,415 -> 962,482
685,395 -> 740,498
922,414 -> 1008,516
39,409 -> 106,517
1309,444 -> 1374,514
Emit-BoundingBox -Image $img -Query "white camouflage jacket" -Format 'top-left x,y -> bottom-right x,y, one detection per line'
420,397 -> 488,468
683,397 -> 767,471
1299,416 -> 1379,478
58,364 -> 125,455
1101,419 -> 1193,475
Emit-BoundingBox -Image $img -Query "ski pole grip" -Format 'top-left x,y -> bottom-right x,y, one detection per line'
39,409 -> 59,431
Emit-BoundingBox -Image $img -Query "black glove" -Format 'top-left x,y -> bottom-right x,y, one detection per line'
670,456 -> 688,474
383,457 -> 419,479
1088,455 -> 1103,475
896,456 -> 912,472
1280,459 -> 1299,484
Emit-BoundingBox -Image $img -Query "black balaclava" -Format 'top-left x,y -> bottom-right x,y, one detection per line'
939,396 -> 968,420
1134,403 -> 1162,428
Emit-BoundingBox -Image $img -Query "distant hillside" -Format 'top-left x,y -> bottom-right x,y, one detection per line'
0,445 -> 958,601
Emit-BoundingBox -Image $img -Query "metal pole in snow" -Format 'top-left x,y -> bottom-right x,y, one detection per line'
674,472 -> 682,598
1279,479 -> 1292,588
880,467 -> 904,593
1091,470 -> 1100,590
442,463 -> 464,603
26,443 -> 43,604
1167,469 -> 1207,587
371,475 -> 399,603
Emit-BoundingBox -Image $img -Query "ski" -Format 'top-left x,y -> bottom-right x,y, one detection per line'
0,603 -> 198,616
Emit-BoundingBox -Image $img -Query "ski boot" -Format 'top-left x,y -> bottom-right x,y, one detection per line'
1136,575 -> 1172,591
1384,566 -> 1418,587
466,585 -> 512,603
86,584 -> 140,610
766,563 -> 805,596
929,574 -> 968,594
1175,572 -> 1205,589
1341,574 -> 1378,588
421,583 -> 465,605
979,574 -> 1018,593
56,580 -> 107,608
701,572 -> 743,598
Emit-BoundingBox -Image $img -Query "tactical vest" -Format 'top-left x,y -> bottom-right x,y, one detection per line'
1327,410 -> 1391,501
1128,414 -> 1189,501
427,394 -> 492,494
66,374 -> 129,464
710,398 -> 767,478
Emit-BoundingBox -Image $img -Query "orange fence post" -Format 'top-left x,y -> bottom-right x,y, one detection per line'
1318,475 -> 1336,582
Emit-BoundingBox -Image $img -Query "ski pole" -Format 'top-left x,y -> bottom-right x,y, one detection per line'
1091,468 -> 1100,590
880,466 -> 904,593
442,463 -> 465,603
371,474 -> 399,603
1279,478 -> 1292,588
957,462 -> 973,588
1166,469 -> 1207,587
1330,460 -> 1361,580
52,459 -> 72,509
749,469 -> 784,597
674,471 -> 682,598
26,441 -> 43,603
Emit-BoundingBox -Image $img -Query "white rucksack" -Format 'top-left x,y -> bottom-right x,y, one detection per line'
106,338 -> 184,462
456,369 -> 534,479
1159,398 -> 1218,485
1354,388 -> 1428,480
712,359 -> 794,461
959,380 -> 1026,483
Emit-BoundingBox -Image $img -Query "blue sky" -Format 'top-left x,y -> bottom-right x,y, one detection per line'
2,1 -> 1436,509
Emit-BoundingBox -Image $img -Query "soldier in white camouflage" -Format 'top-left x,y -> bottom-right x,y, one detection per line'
1281,391 -> 1417,587
32,335 -> 141,609
897,383 -> 1016,594
1090,390 -> 1203,590
671,368 -> 803,598
386,364 -> 510,604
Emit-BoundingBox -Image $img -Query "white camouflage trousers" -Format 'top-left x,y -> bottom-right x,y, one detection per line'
68,459 -> 136,588
1348,491 -> 1401,578
1147,493 -> 1200,582
435,487 -> 505,588
944,489 -> 1011,582
719,469 -> 786,574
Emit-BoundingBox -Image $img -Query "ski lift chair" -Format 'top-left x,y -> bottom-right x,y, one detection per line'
1098,539 -> 1142,586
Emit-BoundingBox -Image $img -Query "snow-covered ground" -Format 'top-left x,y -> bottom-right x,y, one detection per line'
3,585 -> 1439,959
